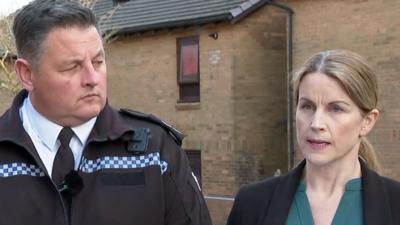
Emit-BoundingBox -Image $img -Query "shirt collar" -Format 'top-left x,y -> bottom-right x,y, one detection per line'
72,116 -> 96,146
25,96 -> 96,151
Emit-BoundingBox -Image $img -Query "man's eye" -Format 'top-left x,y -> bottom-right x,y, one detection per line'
93,60 -> 103,66
63,64 -> 78,72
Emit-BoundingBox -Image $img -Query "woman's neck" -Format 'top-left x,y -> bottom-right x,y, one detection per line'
304,157 -> 361,197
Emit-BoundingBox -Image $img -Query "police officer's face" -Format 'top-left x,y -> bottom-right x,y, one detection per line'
295,72 -> 378,170
23,26 -> 107,126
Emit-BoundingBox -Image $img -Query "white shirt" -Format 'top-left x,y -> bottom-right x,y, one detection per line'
19,96 -> 96,176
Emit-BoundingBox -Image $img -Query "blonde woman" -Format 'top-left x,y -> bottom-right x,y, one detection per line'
227,50 -> 400,225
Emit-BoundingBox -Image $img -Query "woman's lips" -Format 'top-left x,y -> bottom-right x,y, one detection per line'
307,138 -> 330,150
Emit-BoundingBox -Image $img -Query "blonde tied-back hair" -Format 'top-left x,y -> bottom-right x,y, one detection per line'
292,50 -> 382,173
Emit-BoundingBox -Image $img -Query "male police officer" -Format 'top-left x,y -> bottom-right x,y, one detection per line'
0,0 -> 212,224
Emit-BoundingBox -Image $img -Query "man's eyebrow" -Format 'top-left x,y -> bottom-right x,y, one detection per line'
93,49 -> 105,59
64,57 -> 83,65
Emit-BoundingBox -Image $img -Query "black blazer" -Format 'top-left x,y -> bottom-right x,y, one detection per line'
227,160 -> 400,225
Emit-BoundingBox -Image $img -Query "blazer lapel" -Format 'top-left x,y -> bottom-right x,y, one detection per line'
259,159 -> 393,225
261,160 -> 305,225
361,160 -> 393,225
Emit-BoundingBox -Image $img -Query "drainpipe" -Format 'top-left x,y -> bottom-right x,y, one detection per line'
265,0 -> 295,169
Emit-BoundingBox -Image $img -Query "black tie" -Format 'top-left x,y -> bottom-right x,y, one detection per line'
52,127 -> 75,186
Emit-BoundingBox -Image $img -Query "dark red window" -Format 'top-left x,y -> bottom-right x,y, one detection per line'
177,36 -> 200,102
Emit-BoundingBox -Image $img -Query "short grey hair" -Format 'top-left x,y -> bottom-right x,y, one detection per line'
13,0 -> 99,68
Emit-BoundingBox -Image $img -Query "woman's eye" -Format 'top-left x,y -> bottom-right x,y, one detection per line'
330,105 -> 343,112
300,103 -> 313,111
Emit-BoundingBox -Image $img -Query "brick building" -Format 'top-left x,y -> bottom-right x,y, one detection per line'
93,1 -> 288,224
1,0 -> 400,224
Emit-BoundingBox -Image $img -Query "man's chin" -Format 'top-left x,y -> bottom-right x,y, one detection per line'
83,107 -> 103,118
72,107 -> 103,124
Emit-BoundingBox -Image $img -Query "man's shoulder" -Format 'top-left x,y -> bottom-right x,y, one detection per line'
118,108 -> 184,145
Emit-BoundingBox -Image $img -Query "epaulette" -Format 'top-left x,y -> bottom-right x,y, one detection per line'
119,108 -> 185,145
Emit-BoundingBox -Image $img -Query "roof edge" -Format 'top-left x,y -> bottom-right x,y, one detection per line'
230,0 -> 272,24
101,14 -> 232,35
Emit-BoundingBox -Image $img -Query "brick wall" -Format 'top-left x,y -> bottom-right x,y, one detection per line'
286,0 -> 400,180
105,5 -> 288,224
231,6 -> 288,186
105,24 -> 237,225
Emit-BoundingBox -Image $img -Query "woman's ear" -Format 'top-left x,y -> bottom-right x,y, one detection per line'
360,109 -> 379,136
14,58 -> 34,91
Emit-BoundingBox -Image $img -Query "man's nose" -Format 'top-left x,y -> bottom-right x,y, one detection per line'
82,61 -> 100,86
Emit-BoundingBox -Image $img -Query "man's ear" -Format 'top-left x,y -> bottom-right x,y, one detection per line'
360,109 -> 379,136
15,58 -> 34,91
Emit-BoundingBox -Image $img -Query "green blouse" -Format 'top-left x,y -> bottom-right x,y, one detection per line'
285,178 -> 363,225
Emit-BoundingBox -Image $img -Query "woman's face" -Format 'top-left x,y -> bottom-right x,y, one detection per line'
296,72 -> 376,168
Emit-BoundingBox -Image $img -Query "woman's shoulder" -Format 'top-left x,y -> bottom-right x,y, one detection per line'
233,175 -> 282,209
361,159 -> 400,197
227,162 -> 305,225
234,161 -> 305,205
377,175 -> 400,222
380,175 -> 400,196
227,176 -> 282,225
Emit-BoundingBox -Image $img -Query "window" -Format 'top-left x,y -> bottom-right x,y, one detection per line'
177,36 -> 200,103
185,149 -> 202,188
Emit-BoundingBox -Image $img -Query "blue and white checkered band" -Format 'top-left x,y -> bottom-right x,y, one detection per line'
79,152 -> 168,174
0,163 -> 45,178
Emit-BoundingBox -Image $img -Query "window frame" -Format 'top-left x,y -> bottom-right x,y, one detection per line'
177,36 -> 200,84
177,36 -> 200,103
